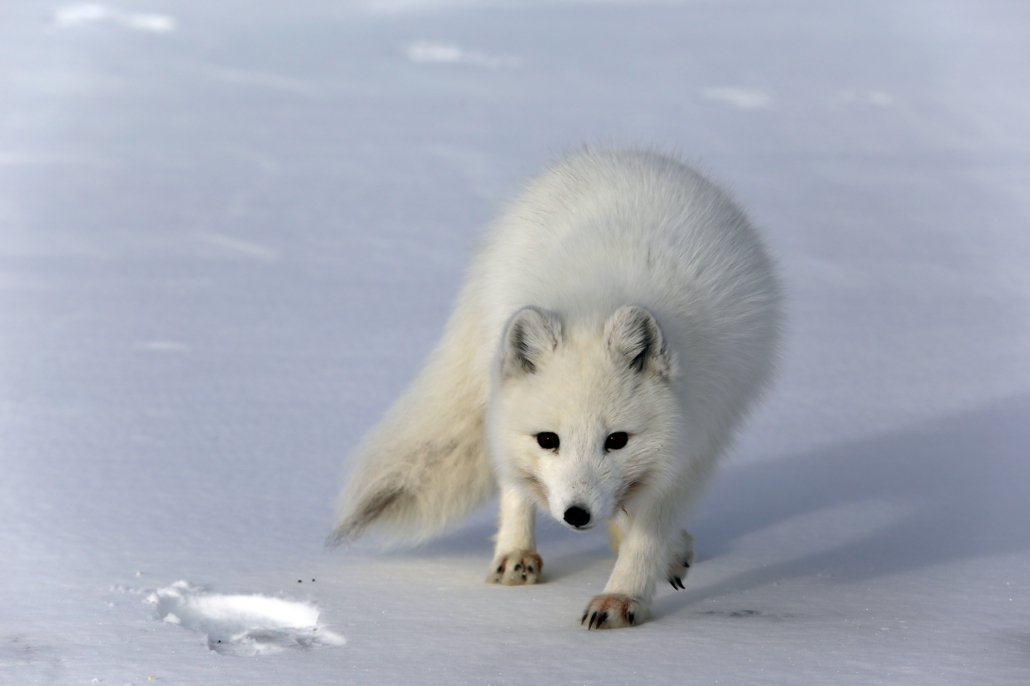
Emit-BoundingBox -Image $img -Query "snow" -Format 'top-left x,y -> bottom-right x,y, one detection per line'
146,581 -> 345,656
1,0 -> 1028,684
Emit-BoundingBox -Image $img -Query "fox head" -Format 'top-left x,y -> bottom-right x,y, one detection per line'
488,305 -> 683,531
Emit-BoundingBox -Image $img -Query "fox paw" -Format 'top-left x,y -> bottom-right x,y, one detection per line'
581,594 -> 648,629
667,529 -> 695,590
487,550 -> 542,585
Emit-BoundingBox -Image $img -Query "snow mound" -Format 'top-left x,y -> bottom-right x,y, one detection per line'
146,581 -> 345,656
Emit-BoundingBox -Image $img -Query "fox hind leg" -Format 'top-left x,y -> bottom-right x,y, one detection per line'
606,509 -> 636,557
608,521 -> 693,590
606,520 -> 627,556
667,529 -> 695,590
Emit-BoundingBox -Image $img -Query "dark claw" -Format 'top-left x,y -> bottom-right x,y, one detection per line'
581,611 -> 589,624
496,565 -> 504,573
589,611 -> 598,629
670,578 -> 678,589
596,611 -> 608,628
673,576 -> 685,590
627,611 -> 635,625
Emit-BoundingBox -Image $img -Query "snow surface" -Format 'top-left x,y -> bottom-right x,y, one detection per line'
2,0 -> 1029,684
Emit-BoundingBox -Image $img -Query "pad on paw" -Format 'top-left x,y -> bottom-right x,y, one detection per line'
667,529 -> 696,590
581,594 -> 648,630
486,550 -> 542,585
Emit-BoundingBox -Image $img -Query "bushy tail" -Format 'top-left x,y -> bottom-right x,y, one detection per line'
328,307 -> 496,546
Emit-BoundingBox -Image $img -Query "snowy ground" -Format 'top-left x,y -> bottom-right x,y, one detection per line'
2,1 -> 1029,684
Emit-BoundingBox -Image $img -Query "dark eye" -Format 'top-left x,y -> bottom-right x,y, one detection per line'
605,432 -> 628,451
536,432 -> 560,450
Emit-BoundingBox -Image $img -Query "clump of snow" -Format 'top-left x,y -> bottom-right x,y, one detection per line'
146,581 -> 345,656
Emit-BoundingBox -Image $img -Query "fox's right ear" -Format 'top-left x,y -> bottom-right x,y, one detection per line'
499,306 -> 562,378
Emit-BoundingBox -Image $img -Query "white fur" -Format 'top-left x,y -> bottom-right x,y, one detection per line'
331,147 -> 783,629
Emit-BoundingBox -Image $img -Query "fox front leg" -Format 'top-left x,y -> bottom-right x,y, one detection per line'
487,483 -> 542,585
582,498 -> 679,629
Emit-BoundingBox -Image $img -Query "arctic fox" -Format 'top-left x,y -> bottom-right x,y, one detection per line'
330,147 -> 782,629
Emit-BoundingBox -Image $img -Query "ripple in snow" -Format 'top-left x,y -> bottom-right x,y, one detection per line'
147,581 -> 345,656
54,4 -> 177,32
406,41 -> 521,68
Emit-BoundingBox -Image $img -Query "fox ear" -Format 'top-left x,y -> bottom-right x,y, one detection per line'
500,307 -> 562,378
605,305 -> 674,378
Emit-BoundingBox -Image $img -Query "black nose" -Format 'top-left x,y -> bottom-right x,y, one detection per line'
563,505 -> 591,528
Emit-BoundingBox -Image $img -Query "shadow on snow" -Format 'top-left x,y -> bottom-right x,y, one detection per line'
663,394 -> 1030,614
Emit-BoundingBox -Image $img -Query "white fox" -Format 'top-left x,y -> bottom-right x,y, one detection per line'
330,147 -> 782,629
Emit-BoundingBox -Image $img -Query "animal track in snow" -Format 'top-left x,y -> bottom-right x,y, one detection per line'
146,581 -> 345,656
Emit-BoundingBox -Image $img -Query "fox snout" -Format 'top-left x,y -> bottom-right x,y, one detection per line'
563,505 -> 592,529
548,472 -> 617,532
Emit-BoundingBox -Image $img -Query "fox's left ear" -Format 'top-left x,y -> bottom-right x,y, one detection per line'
605,305 -> 675,379
499,306 -> 562,379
